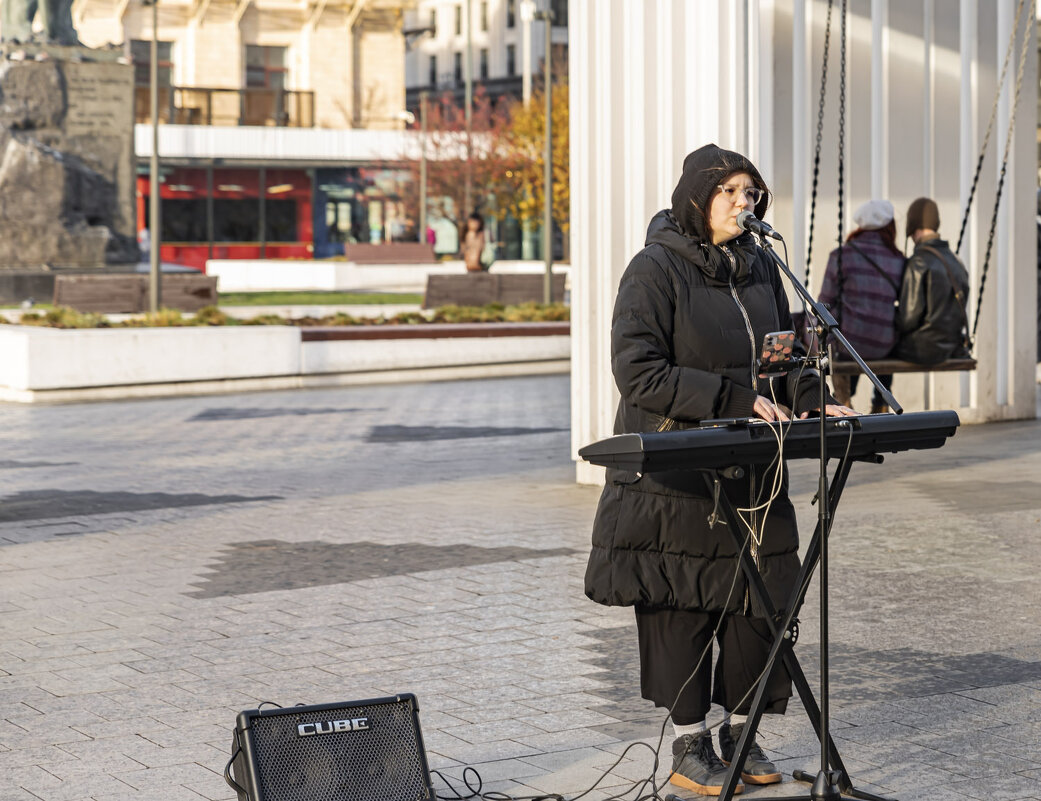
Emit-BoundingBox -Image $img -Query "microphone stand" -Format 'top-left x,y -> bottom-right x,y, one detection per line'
757,233 -> 900,800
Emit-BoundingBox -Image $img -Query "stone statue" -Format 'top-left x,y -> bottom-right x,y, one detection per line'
2,0 -> 80,47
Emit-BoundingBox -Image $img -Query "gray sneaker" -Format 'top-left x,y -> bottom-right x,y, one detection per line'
670,731 -> 744,796
718,722 -> 782,785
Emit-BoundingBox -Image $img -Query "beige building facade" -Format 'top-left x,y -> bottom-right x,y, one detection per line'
65,0 -> 411,130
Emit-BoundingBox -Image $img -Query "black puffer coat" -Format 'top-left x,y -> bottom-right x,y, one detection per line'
584,145 -> 831,617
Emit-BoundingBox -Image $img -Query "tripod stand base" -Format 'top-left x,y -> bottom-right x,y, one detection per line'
777,769 -> 895,801
801,769 -> 842,800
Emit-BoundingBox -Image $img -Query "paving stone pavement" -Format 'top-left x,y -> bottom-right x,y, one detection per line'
1,375 -> 1039,801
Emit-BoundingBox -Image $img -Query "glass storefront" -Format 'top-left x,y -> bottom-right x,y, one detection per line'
313,167 -> 416,257
137,166 -> 313,270
137,163 -> 535,269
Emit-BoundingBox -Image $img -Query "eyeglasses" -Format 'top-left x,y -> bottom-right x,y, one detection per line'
716,184 -> 764,205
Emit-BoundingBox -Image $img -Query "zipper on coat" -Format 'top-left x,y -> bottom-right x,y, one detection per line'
721,245 -> 760,395
721,245 -> 760,615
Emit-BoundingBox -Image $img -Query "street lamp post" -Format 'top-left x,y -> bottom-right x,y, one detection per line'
419,92 -> 428,245
520,0 -> 533,105
401,25 -> 435,244
532,6 -> 554,303
464,0 -> 473,215
147,0 -> 161,312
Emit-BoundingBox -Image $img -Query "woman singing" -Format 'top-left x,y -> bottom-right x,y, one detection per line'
584,144 -> 853,796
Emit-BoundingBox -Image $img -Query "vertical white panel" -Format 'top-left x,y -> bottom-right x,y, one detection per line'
994,0 -> 1012,406
959,0 -> 978,410
870,0 -> 887,199
1013,2 -> 1038,410
727,0 -> 747,152
681,3 -> 699,165
570,0 -> 607,474
568,0 -> 588,460
752,0 -> 775,179
656,0 -> 673,204
791,0 -> 808,277
923,0 -> 935,195
594,0 -> 618,441
623,0 -> 645,269
690,2 -> 722,150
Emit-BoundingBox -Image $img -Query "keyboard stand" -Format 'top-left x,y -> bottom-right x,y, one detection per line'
700,448 -> 895,801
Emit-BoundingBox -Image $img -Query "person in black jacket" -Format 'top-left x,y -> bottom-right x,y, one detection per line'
894,197 -> 971,364
585,144 -> 853,797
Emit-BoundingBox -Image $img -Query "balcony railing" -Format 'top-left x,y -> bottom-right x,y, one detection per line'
134,86 -> 315,127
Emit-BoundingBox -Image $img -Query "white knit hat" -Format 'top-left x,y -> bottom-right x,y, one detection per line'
853,198 -> 895,231
852,199 -> 895,231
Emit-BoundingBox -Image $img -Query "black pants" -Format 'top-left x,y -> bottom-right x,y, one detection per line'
635,606 -> 792,726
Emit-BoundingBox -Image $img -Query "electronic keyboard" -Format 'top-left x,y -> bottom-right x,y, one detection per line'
578,410 -> 960,472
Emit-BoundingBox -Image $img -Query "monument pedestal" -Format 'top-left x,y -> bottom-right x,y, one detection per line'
0,46 -> 137,301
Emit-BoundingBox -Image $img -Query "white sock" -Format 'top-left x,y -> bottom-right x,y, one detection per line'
673,720 -> 707,738
727,713 -> 748,727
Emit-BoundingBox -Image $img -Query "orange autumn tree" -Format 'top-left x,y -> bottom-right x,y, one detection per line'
502,79 -> 570,256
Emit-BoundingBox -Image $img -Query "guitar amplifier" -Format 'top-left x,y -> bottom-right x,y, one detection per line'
226,694 -> 435,801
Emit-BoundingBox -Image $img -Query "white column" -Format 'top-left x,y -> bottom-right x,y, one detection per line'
570,0 -> 740,483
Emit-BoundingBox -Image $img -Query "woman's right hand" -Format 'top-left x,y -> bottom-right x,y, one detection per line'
753,395 -> 790,422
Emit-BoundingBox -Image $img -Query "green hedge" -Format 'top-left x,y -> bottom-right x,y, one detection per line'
11,302 -> 570,330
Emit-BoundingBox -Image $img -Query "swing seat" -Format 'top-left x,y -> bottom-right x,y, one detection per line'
831,357 -> 977,375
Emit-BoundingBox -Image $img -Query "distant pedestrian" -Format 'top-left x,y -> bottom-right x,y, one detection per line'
894,197 -> 971,365
818,199 -> 905,413
137,226 -> 150,263
461,212 -> 486,273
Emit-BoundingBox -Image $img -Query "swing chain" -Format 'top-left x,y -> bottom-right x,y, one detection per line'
805,0 -> 835,285
834,0 -> 847,325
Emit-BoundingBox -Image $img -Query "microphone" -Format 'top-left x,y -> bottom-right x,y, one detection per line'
737,209 -> 783,241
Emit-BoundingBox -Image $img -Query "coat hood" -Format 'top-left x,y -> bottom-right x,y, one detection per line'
670,143 -> 771,242
646,144 -> 771,284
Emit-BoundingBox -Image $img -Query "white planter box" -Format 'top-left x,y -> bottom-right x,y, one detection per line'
206,259 -> 571,293
0,324 -> 570,401
302,335 -> 570,374
0,326 -> 301,391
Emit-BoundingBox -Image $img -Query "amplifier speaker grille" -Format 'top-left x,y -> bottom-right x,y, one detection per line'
228,694 -> 434,801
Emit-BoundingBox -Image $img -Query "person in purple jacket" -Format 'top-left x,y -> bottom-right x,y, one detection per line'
818,199 -> 906,413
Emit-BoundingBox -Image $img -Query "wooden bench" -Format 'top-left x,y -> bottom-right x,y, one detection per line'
53,273 -> 219,313
346,242 -> 437,264
54,274 -> 145,313
160,273 -> 219,311
831,358 -> 977,375
423,273 -> 566,309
